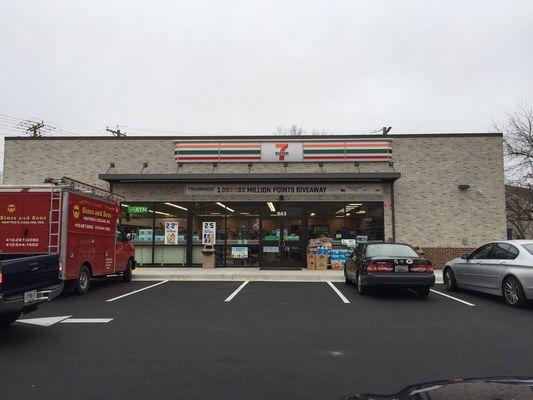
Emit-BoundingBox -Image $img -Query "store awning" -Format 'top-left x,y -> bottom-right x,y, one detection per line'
99,172 -> 401,183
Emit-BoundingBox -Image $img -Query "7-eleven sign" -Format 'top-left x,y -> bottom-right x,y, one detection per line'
275,143 -> 289,161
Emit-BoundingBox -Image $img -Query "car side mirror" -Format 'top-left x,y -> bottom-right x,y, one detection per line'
461,253 -> 469,260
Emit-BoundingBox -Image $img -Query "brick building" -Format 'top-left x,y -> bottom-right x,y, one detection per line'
2,133 -> 506,269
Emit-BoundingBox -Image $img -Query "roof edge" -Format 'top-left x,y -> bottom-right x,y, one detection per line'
99,172 -> 401,183
5,132 -> 503,141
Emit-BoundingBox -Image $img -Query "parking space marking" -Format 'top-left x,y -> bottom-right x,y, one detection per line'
327,281 -> 350,304
105,280 -> 169,302
224,281 -> 249,302
430,289 -> 476,306
60,318 -> 113,323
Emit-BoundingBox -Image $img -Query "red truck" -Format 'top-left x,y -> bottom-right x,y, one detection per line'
0,177 -> 136,294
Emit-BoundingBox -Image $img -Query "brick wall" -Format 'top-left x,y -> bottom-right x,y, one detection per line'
3,134 -> 507,250
421,247 -> 476,269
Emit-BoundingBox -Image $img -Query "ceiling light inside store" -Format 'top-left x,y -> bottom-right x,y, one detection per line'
210,212 -> 221,215
240,212 -> 250,215
356,211 -> 366,214
121,203 -> 129,208
152,210 -> 171,216
349,203 -> 362,206
216,202 -> 235,213
165,202 -> 188,211
346,213 -> 351,216
267,202 -> 276,212
310,212 -> 316,216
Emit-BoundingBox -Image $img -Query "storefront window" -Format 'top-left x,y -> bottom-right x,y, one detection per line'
225,203 -> 260,267
345,202 -> 384,241
153,202 -> 188,266
119,200 -> 385,268
192,203 -> 226,266
119,203 -> 154,266
307,202 -> 346,246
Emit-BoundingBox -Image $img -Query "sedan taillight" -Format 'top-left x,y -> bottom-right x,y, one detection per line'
366,262 -> 394,272
411,263 -> 433,272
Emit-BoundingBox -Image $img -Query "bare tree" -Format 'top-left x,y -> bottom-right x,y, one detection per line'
496,104 -> 533,239
274,125 -> 306,136
506,186 -> 533,239
498,104 -> 533,185
274,125 -> 333,136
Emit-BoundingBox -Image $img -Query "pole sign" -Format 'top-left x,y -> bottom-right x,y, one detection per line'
202,222 -> 216,245
127,205 -> 148,214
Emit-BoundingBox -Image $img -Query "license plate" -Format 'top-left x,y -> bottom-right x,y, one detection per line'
395,265 -> 409,272
24,290 -> 38,304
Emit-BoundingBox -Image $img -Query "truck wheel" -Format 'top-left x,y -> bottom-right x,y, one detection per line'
0,311 -> 21,327
122,260 -> 133,282
75,265 -> 91,294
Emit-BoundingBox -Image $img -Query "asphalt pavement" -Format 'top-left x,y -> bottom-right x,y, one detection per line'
1,278 -> 533,400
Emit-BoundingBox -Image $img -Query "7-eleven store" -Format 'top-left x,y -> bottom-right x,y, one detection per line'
110,138 -> 395,269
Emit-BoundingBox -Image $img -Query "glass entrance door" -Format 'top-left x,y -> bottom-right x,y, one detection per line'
260,204 -> 303,269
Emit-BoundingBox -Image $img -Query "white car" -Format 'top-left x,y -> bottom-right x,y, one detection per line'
443,240 -> 533,307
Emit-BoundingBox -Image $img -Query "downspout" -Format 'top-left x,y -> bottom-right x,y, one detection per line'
390,181 -> 396,241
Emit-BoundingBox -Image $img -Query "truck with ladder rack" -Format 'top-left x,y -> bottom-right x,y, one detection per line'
0,177 -> 136,294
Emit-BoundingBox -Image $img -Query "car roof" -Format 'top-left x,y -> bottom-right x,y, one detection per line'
487,240 -> 533,246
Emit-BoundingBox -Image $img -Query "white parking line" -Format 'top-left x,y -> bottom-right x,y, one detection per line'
60,318 -> 113,323
430,289 -> 476,307
224,281 -> 249,302
327,281 -> 350,304
106,280 -> 169,302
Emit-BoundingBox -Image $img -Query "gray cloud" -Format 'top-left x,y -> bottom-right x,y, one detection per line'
1,0 -> 533,178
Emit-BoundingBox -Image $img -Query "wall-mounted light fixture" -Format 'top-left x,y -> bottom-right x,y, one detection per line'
140,162 -> 148,173
105,162 -> 115,174
458,184 -> 471,190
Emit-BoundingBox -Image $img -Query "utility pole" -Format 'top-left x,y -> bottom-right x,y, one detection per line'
26,121 -> 45,138
106,126 -> 127,137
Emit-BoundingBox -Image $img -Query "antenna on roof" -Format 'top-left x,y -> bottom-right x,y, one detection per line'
106,125 -> 127,137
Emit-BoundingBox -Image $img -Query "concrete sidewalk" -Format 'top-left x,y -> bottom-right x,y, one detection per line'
133,267 -> 443,283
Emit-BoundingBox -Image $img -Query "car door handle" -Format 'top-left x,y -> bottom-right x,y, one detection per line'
500,261 -> 508,265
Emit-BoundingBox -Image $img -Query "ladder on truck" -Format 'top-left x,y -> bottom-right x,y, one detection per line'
48,187 -> 63,254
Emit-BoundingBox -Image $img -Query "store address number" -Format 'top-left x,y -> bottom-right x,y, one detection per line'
276,211 -> 287,216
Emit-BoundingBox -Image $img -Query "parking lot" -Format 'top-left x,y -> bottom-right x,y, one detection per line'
1,279 -> 533,400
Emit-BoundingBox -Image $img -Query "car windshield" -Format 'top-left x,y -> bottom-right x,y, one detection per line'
521,243 -> 533,255
365,244 -> 419,258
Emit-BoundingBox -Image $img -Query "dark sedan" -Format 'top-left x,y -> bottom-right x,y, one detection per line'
344,242 -> 435,297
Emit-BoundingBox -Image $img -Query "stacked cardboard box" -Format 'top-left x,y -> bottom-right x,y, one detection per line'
315,254 -> 328,270
306,253 -> 316,270
307,237 -> 333,270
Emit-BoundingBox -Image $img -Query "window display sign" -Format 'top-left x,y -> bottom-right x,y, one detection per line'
164,222 -> 178,245
202,221 -> 216,244
231,246 -> 248,259
341,239 -> 357,247
263,246 -> 279,253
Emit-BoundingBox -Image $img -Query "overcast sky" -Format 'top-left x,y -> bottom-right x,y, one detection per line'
1,0 -> 533,174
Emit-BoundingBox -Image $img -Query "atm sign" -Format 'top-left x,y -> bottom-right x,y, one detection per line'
128,205 -> 148,214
